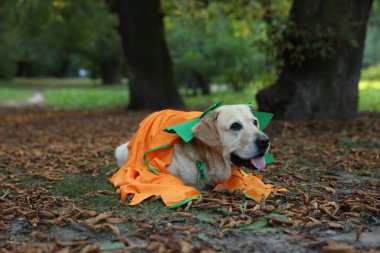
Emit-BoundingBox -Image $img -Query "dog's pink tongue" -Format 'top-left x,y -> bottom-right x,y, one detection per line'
251,157 -> 266,170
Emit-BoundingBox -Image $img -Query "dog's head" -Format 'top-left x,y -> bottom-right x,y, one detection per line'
192,105 -> 270,171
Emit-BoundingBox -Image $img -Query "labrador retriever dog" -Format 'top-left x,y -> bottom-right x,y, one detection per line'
115,105 -> 270,190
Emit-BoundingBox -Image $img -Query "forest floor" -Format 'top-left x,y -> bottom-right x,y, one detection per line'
0,107 -> 379,253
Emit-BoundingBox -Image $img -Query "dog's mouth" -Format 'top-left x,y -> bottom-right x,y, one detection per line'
230,152 -> 266,172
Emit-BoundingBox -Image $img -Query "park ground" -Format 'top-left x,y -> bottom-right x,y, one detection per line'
0,72 -> 379,252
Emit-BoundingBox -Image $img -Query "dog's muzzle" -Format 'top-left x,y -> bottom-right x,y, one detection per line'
230,135 -> 270,171
255,135 -> 270,154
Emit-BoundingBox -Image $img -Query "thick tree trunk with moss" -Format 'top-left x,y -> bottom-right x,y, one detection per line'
256,0 -> 373,120
112,0 -> 185,109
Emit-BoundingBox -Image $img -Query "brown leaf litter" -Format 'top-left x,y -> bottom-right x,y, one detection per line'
0,108 -> 379,252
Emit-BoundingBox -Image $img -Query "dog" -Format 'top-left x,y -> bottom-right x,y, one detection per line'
115,105 -> 270,190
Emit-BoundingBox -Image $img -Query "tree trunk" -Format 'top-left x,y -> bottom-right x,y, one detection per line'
112,0 -> 185,109
100,58 -> 121,85
256,0 -> 373,120
17,61 -> 34,77
193,71 -> 210,95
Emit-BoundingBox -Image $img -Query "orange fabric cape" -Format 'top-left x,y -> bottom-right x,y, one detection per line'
109,109 -> 286,208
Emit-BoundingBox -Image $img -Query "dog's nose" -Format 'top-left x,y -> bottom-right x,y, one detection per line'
255,136 -> 270,149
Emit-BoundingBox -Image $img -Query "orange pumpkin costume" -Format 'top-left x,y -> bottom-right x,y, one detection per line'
109,103 -> 286,208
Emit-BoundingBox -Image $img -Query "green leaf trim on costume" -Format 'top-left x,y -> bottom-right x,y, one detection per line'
199,101 -> 224,118
164,101 -> 223,142
164,118 -> 199,142
143,145 -> 172,174
168,193 -> 203,209
264,153 -> 275,164
196,160 -> 208,189
252,111 -> 274,131
244,193 -> 259,202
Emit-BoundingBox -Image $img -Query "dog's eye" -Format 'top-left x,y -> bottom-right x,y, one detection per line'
253,119 -> 258,127
230,122 -> 242,131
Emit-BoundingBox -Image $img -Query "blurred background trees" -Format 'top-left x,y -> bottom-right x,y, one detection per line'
164,0 -> 282,95
0,0 -> 379,117
0,0 -> 121,82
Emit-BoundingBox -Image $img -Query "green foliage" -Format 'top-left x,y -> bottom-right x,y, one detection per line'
363,0 -> 380,67
258,0 -> 380,68
164,0 -> 275,91
0,49 -> 17,79
260,21 -> 345,66
1,0 -> 378,95
0,0 -> 120,78
0,1 -> 15,78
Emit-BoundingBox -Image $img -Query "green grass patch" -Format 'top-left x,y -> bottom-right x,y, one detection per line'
19,175 -> 48,187
52,168 -> 120,212
361,63 -> 380,81
53,173 -> 115,198
120,198 -> 167,218
0,87 -> 33,101
51,166 -> 167,215
359,64 -> 380,112
0,76 -> 379,111
44,87 -> 129,109
359,85 -> 380,112
86,195 -> 121,212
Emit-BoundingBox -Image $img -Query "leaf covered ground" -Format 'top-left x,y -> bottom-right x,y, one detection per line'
0,107 -> 379,253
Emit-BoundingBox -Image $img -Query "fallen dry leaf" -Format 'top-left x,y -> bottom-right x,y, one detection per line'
322,241 -> 355,253
84,212 -> 112,226
0,220 -> 8,230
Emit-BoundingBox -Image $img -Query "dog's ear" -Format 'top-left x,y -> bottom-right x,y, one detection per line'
192,110 -> 220,148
